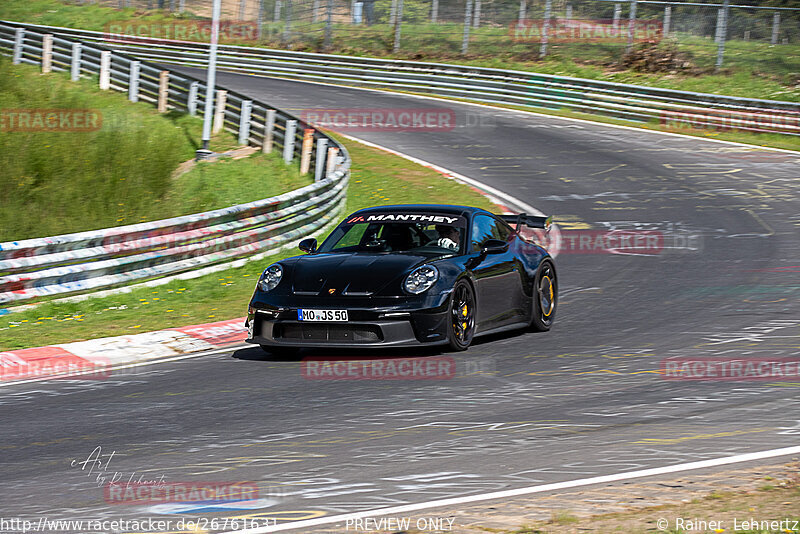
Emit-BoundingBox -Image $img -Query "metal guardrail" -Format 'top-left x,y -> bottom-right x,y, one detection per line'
0,22 -> 350,305
2,20 -> 799,136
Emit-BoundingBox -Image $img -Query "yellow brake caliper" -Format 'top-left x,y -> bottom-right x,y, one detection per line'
542,275 -> 553,316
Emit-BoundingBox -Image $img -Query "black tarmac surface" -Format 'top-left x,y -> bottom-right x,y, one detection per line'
2,72 -> 799,531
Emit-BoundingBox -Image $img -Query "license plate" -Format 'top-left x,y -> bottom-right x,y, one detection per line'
297,309 -> 348,322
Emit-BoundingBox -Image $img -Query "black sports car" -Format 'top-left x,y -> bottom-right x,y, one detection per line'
245,204 -> 557,352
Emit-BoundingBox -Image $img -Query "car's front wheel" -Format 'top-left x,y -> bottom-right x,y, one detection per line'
530,259 -> 557,332
447,279 -> 476,351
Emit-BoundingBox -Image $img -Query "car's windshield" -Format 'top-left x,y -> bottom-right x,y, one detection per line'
318,213 -> 467,255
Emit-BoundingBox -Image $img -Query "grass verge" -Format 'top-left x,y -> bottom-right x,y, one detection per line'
0,0 -> 195,35
498,477 -> 800,533
3,1 -> 797,154
0,59 -> 309,241
0,133 -> 499,350
167,153 -> 311,217
290,24 -> 800,101
1,0 -> 798,101
356,84 -> 800,152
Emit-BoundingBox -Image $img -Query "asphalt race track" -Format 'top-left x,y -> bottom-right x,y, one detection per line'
2,70 -> 799,531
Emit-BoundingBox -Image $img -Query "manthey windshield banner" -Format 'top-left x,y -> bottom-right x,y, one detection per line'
345,213 -> 467,226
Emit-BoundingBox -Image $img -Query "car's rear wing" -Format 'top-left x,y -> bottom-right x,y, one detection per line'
498,214 -> 553,233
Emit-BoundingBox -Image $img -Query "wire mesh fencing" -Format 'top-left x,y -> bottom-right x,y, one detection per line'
78,0 -> 800,74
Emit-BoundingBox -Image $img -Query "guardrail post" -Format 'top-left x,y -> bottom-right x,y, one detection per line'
539,0 -> 552,58
612,3 -> 621,31
12,28 -> 24,65
41,34 -> 53,74
257,0 -> 265,39
715,0 -> 729,70
324,0 -> 333,50
212,90 -> 227,134
99,51 -> 111,90
392,0 -> 404,52
262,109 -> 276,153
158,70 -> 169,113
283,120 -> 297,163
461,0 -> 473,54
771,12 -> 780,45
314,137 -> 328,181
431,0 -> 438,23
239,100 -> 253,145
188,81 -> 199,115
325,146 -> 339,178
300,128 -> 314,174
70,42 -> 82,81
663,5 -> 671,37
472,0 -> 481,27
129,61 -> 140,102
283,0 -> 291,43
626,0 -> 637,54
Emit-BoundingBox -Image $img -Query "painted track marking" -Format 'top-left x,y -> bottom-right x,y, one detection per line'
225,445 -> 800,533
338,133 -> 562,256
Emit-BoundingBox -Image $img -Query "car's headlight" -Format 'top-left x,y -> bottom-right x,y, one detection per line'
257,264 -> 283,292
403,265 -> 439,295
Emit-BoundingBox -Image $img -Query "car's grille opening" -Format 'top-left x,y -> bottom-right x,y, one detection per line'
274,323 -> 383,343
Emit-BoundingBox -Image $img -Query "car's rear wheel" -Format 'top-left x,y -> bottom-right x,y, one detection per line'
447,280 -> 476,351
530,259 -> 557,332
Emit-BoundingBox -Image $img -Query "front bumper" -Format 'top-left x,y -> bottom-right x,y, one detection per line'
246,294 -> 451,348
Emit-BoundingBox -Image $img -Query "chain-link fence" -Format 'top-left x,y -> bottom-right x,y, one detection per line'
82,0 -> 800,73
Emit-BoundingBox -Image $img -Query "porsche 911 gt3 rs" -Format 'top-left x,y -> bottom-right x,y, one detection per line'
246,204 -> 556,352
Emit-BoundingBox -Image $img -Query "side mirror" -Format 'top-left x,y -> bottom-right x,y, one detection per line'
298,238 -> 317,254
482,239 -> 509,255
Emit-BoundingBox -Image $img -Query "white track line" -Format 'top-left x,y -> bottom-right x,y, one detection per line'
339,134 -> 544,214
229,72 -> 800,154
228,445 -> 800,533
386,89 -> 800,154
338,133 -> 562,256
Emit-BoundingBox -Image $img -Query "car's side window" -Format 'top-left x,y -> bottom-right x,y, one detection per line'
471,214 -> 512,252
496,221 -> 513,241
